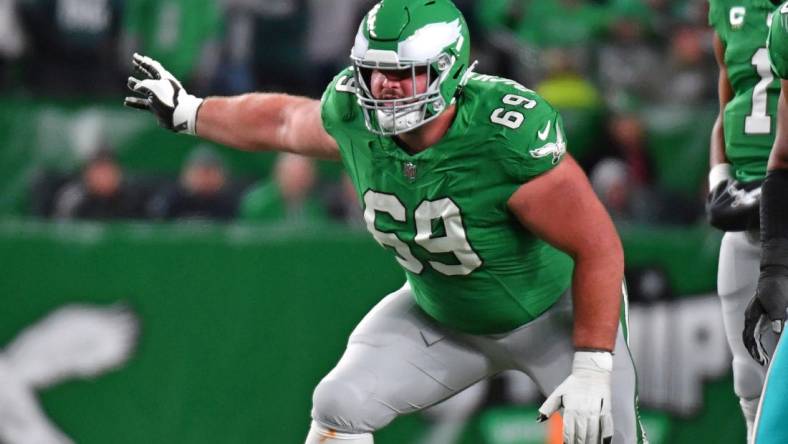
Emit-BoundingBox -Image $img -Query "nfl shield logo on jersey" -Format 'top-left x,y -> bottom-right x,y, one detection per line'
403,161 -> 417,182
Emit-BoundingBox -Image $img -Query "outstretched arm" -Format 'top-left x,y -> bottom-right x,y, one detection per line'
195,94 -> 339,159
125,53 -> 340,160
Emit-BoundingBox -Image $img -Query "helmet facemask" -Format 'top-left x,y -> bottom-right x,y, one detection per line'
351,53 -> 455,136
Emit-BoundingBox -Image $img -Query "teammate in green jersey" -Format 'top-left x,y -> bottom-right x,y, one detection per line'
743,2 -> 788,443
708,1 -> 783,440
124,1 -> 645,443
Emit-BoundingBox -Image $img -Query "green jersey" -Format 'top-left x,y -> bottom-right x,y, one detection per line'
710,0 -> 782,181
321,68 -> 574,335
769,1 -> 788,79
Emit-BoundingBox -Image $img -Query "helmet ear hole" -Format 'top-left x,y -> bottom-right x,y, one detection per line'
358,67 -> 373,85
429,67 -> 440,85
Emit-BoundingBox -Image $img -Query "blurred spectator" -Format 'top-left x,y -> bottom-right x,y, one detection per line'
252,0 -> 308,93
211,0 -> 314,95
323,173 -> 363,227
0,0 -> 25,88
123,0 -> 223,94
483,0 -> 611,50
477,0 -> 611,83
596,6 -> 662,106
474,0 -> 531,81
210,0 -> 256,95
17,0 -> 125,96
0,0 -> 722,228
584,112 -> 655,186
588,112 -> 702,225
657,23 -> 716,106
536,48 -> 602,110
590,156 -> 700,226
535,48 -> 605,162
29,169 -> 70,218
304,0 -> 370,95
239,153 -> 326,224
590,158 -> 658,223
148,146 -> 237,221
53,148 -> 144,220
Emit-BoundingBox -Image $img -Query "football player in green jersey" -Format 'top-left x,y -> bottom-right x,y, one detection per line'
708,0 -> 783,440
124,1 -> 645,443
744,2 -> 788,443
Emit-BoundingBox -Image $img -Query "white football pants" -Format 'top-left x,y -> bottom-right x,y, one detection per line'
309,282 -> 644,443
717,231 -> 778,441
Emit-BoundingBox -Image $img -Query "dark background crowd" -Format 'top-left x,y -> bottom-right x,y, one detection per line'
0,0 -> 718,227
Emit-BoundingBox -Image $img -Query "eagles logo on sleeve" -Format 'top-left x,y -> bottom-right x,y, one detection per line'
530,118 -> 567,165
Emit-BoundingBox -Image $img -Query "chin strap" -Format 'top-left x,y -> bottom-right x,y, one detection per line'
458,60 -> 479,88
451,60 -> 479,106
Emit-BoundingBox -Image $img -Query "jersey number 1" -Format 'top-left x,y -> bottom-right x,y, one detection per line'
746,48 -> 774,135
363,191 -> 482,276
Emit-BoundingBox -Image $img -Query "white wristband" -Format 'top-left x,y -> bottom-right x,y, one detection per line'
173,93 -> 204,135
573,351 -> 613,374
708,163 -> 732,190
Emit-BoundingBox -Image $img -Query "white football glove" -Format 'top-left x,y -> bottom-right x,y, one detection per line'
124,53 -> 203,135
538,351 -> 614,444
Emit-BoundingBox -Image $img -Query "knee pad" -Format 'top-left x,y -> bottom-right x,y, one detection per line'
311,374 -> 391,434
731,357 -> 765,400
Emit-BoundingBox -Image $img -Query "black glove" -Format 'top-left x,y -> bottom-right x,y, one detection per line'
124,53 -> 203,134
706,178 -> 762,231
743,266 -> 788,365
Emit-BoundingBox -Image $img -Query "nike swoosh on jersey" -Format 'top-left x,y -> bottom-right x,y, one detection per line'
537,120 -> 552,141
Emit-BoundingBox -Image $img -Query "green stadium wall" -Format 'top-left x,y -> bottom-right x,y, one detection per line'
0,219 -> 745,444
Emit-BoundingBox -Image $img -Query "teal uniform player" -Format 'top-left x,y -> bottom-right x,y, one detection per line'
708,1 -> 783,439
751,2 -> 788,443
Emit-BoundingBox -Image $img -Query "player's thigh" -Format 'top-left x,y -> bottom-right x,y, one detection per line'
718,231 -> 760,301
504,290 -> 644,444
718,231 -> 770,398
608,328 -> 642,444
311,283 -> 496,434
754,337 -> 788,444
500,290 -> 574,394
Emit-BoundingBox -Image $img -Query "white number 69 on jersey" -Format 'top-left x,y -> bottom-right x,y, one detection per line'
363,191 -> 482,276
